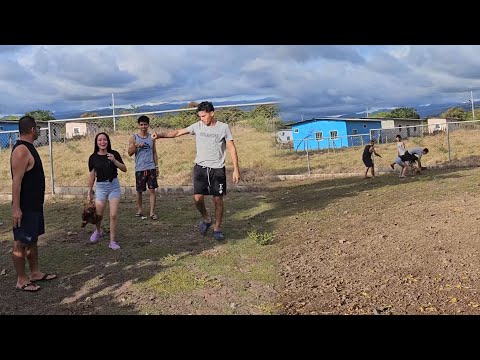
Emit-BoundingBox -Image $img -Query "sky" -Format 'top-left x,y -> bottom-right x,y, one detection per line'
1,45 -> 479,120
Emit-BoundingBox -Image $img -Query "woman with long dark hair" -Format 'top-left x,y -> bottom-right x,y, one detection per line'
87,132 -> 127,250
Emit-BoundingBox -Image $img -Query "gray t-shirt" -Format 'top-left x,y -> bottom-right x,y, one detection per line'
408,147 -> 424,159
186,121 -> 233,168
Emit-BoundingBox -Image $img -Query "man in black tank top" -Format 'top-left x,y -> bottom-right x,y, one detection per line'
10,116 -> 57,292
362,140 -> 381,178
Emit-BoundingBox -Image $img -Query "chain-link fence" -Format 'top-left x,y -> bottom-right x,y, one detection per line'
288,119 -> 480,175
43,102 -> 280,193
5,115 -> 480,193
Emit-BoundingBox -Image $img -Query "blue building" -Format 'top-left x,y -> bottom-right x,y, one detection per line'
0,121 -> 20,149
291,118 -> 383,151
0,120 -> 55,149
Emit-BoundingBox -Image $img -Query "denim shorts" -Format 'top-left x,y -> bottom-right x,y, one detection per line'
95,177 -> 121,201
394,156 -> 406,166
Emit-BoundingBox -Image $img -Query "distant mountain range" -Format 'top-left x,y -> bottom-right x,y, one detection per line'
1,98 -> 475,122
49,98 -> 278,120
349,101 -> 475,119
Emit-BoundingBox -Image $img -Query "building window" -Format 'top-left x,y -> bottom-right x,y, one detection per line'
352,129 -> 358,135
363,124 -> 367,128
294,128 -> 299,133
73,127 -> 80,135
330,130 -> 338,139
315,131 -> 323,140
413,127 -> 417,132
286,136 -> 290,141
0,126 -> 3,131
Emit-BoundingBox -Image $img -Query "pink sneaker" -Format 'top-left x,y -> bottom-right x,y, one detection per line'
90,230 -> 103,243
108,241 -> 120,250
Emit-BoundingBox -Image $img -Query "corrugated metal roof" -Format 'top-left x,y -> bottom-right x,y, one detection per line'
291,117 -> 426,126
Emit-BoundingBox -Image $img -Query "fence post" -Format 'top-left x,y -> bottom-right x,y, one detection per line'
48,121 -> 55,194
446,122 -> 451,163
306,139 -> 311,176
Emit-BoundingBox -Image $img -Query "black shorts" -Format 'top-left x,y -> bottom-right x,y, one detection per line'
363,158 -> 373,167
135,168 -> 158,192
193,164 -> 227,196
12,211 -> 45,246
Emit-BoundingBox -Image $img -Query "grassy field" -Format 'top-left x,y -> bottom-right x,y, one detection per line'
0,189 -> 281,315
2,166 -> 480,314
0,124 -> 478,192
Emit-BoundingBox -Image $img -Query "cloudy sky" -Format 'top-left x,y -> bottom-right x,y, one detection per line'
1,45 -> 479,120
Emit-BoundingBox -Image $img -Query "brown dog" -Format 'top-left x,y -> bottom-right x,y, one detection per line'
81,200 -> 102,228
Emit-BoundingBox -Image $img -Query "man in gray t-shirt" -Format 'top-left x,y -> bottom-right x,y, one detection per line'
152,101 -> 240,241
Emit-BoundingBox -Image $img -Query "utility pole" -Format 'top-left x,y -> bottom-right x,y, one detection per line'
112,93 -> 116,132
471,90 -> 475,120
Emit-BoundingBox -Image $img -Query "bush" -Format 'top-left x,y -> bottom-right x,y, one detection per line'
248,230 -> 274,245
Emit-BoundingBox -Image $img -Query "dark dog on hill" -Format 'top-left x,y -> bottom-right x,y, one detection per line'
81,201 -> 102,227
400,151 -> 419,165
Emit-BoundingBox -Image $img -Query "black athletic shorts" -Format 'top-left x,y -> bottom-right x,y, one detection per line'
193,164 -> 227,196
12,211 -> 45,246
363,157 -> 373,167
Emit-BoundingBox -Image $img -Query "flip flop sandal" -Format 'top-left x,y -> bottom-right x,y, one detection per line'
30,273 -> 57,283
16,282 -> 40,292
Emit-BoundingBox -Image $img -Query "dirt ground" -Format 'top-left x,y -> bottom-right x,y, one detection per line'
277,167 -> 480,315
0,191 -> 279,315
2,166 -> 480,315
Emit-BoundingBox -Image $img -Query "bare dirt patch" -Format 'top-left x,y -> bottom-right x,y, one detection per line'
276,168 -> 480,314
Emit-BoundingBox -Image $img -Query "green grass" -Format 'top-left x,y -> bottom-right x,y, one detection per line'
0,186 -> 280,314
136,266 -> 208,297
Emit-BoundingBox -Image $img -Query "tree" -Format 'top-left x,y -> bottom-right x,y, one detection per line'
80,112 -> 99,118
251,104 -> 279,119
368,111 -> 391,118
215,107 -> 246,125
1,115 -> 20,120
25,109 -> 56,121
440,107 -> 467,120
388,107 -> 420,119
187,101 -> 199,108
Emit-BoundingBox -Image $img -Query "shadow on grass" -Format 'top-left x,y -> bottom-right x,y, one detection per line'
0,166 -> 472,314
222,166 -> 474,241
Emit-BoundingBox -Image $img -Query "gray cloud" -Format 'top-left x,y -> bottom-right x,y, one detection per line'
0,45 -> 29,54
2,45 -> 480,119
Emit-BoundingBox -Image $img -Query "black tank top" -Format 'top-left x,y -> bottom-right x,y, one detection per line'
11,140 -> 45,212
362,145 -> 372,159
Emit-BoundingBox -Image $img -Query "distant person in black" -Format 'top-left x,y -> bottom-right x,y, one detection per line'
10,116 -> 57,292
362,139 -> 381,178
87,132 -> 127,250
